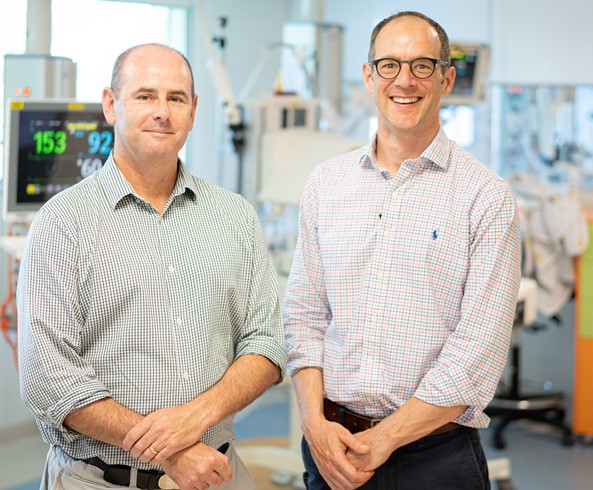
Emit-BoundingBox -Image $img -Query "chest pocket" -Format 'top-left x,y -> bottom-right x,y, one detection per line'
425,219 -> 469,323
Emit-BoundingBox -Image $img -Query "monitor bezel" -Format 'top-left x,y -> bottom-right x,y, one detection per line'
443,42 -> 490,106
2,99 -> 110,223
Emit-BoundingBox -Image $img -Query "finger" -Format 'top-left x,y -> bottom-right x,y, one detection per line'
338,452 -> 374,479
213,454 -> 233,481
151,449 -> 165,466
313,453 -> 353,489
337,428 -> 370,455
326,447 -> 373,485
149,444 -> 161,459
137,449 -> 154,464
123,419 -> 151,451
152,443 -> 178,466
349,438 -> 371,454
323,470 -> 352,490
353,472 -> 375,489
130,438 -> 151,459
138,444 -> 161,464
204,470 -> 224,488
129,429 -> 161,459
324,463 -> 355,488
329,467 -> 373,490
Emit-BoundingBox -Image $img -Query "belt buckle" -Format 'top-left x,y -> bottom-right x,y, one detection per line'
370,418 -> 382,428
158,474 -> 178,489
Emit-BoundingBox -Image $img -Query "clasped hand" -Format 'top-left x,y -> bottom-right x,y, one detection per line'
306,419 -> 374,490
161,442 -> 232,489
346,427 -> 393,475
123,405 -> 204,464
122,405 -> 232,488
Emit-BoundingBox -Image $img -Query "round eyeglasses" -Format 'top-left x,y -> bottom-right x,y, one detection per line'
370,57 -> 449,80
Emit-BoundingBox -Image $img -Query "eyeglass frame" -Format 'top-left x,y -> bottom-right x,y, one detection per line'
369,57 -> 449,80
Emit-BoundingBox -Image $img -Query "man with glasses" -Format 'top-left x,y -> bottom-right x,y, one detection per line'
283,11 -> 521,489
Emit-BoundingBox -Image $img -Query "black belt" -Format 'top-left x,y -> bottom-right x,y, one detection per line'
324,398 -> 461,436
85,442 -> 230,490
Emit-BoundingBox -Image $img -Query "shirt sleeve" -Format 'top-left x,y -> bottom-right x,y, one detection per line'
283,169 -> 331,376
17,208 -> 110,441
414,177 -> 522,423
234,202 -> 287,379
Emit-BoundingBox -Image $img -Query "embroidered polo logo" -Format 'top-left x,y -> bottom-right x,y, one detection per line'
432,230 -> 438,240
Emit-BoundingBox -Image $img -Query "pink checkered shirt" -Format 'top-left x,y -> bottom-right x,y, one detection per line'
283,129 -> 522,428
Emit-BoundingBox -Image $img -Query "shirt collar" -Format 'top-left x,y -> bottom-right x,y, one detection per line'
360,128 -> 451,171
420,128 -> 451,170
99,153 -> 198,210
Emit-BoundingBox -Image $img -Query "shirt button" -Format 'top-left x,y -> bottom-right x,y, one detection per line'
135,198 -> 141,203
371,315 -> 377,323
383,230 -> 390,237
160,218 -> 165,225
176,317 -> 183,325
377,272 -> 383,280
367,359 -> 373,366
168,265 -> 175,273
183,372 -> 189,380
392,189 -> 398,198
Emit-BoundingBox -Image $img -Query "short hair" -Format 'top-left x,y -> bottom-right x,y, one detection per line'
368,11 -> 451,65
110,43 -> 195,98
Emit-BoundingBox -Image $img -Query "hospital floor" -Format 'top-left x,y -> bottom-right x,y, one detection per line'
2,385 -> 593,490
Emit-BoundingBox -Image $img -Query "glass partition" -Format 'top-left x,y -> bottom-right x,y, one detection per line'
491,84 -> 593,189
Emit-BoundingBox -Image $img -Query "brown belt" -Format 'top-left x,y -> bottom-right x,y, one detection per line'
323,398 -> 461,436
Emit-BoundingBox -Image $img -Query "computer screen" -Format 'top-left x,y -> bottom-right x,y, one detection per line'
2,99 -> 114,222
443,43 -> 489,106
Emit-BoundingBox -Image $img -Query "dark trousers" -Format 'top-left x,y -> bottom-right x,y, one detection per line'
302,427 -> 490,490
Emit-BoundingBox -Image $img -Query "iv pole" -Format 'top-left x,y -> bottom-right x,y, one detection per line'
195,0 -> 246,194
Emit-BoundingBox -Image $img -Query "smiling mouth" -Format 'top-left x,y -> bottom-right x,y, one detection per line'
391,97 -> 420,104
146,128 -> 173,134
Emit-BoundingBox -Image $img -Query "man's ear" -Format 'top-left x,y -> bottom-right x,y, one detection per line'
102,87 -> 116,125
189,94 -> 198,128
441,66 -> 456,97
362,62 -> 374,94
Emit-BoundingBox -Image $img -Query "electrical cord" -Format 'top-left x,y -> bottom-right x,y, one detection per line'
0,221 -> 28,369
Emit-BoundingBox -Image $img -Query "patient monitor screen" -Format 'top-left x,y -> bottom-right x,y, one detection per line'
3,100 -> 114,219
444,43 -> 488,105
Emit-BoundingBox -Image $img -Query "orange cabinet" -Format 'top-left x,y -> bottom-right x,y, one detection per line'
574,215 -> 593,436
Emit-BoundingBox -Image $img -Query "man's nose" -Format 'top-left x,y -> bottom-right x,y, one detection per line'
394,62 -> 415,85
153,99 -> 170,119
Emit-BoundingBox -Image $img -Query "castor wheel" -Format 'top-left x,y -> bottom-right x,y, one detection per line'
496,479 -> 516,490
493,432 -> 506,449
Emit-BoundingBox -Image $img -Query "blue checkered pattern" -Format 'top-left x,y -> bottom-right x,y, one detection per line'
283,129 -> 521,428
